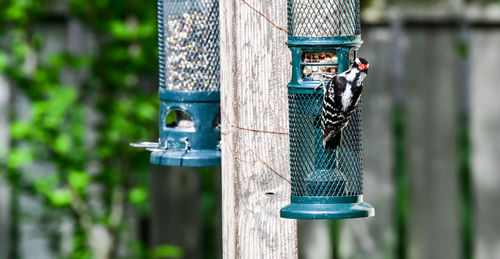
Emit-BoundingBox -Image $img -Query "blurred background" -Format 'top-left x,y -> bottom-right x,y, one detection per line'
0,0 -> 499,259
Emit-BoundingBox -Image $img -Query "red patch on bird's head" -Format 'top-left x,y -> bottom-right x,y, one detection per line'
357,61 -> 368,71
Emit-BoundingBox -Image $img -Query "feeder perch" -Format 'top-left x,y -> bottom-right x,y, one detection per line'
131,0 -> 221,167
280,0 -> 374,219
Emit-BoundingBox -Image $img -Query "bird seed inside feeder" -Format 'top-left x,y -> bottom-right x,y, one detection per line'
302,52 -> 338,81
164,10 -> 219,91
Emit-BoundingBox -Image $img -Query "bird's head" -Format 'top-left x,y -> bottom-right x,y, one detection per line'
354,57 -> 369,74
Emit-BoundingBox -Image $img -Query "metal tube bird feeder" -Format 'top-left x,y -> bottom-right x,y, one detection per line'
280,0 -> 374,219
132,0 -> 221,167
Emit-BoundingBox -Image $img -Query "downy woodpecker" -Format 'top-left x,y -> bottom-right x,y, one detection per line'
321,57 -> 369,150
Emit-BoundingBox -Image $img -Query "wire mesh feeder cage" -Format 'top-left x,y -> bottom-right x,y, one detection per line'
131,0 -> 221,167
280,0 -> 374,219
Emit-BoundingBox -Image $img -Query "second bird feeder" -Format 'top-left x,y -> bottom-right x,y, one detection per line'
280,0 -> 374,219
133,0 -> 221,167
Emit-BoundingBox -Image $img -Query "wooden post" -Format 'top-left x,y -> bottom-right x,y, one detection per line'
219,0 -> 298,258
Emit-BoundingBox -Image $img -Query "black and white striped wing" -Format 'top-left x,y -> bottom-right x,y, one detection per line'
321,76 -> 346,150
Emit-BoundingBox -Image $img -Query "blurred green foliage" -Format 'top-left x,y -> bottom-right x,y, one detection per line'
152,245 -> 184,259
0,0 -> 173,258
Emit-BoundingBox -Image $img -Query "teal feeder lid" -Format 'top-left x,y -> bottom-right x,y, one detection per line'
281,0 -> 374,219
131,0 -> 221,167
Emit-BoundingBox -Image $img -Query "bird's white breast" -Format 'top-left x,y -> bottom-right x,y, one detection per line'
345,68 -> 358,82
341,83 -> 353,111
357,73 -> 366,86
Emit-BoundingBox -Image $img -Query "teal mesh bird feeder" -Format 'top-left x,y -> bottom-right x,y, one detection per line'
132,0 -> 221,167
280,0 -> 374,219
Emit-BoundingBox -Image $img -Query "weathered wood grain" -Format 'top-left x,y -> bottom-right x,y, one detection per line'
470,29 -> 500,259
404,27 -> 461,259
219,0 -> 298,258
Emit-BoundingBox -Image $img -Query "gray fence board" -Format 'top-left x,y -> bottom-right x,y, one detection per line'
470,29 -> 500,259
338,26 -> 396,259
0,77 -> 11,259
151,166 -> 203,259
404,28 -> 461,259
298,220 -> 332,259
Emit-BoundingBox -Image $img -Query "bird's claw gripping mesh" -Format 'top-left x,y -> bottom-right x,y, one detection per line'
289,92 -> 363,197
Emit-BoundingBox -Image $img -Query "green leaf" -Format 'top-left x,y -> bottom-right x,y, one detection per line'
152,245 -> 184,259
31,33 -> 43,50
68,170 -> 90,192
0,52 -> 9,71
6,148 -> 33,169
54,134 -> 72,155
5,5 -> 25,21
34,174 -> 60,195
137,23 -> 155,38
97,146 -> 113,158
128,187 -> 148,205
10,121 -> 31,139
49,188 -> 72,207
13,41 -> 29,59
34,87 -> 79,129
136,102 -> 155,120
109,20 -> 137,39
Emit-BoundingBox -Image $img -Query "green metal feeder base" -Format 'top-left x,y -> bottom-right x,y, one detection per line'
150,150 -> 220,167
281,195 -> 374,220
